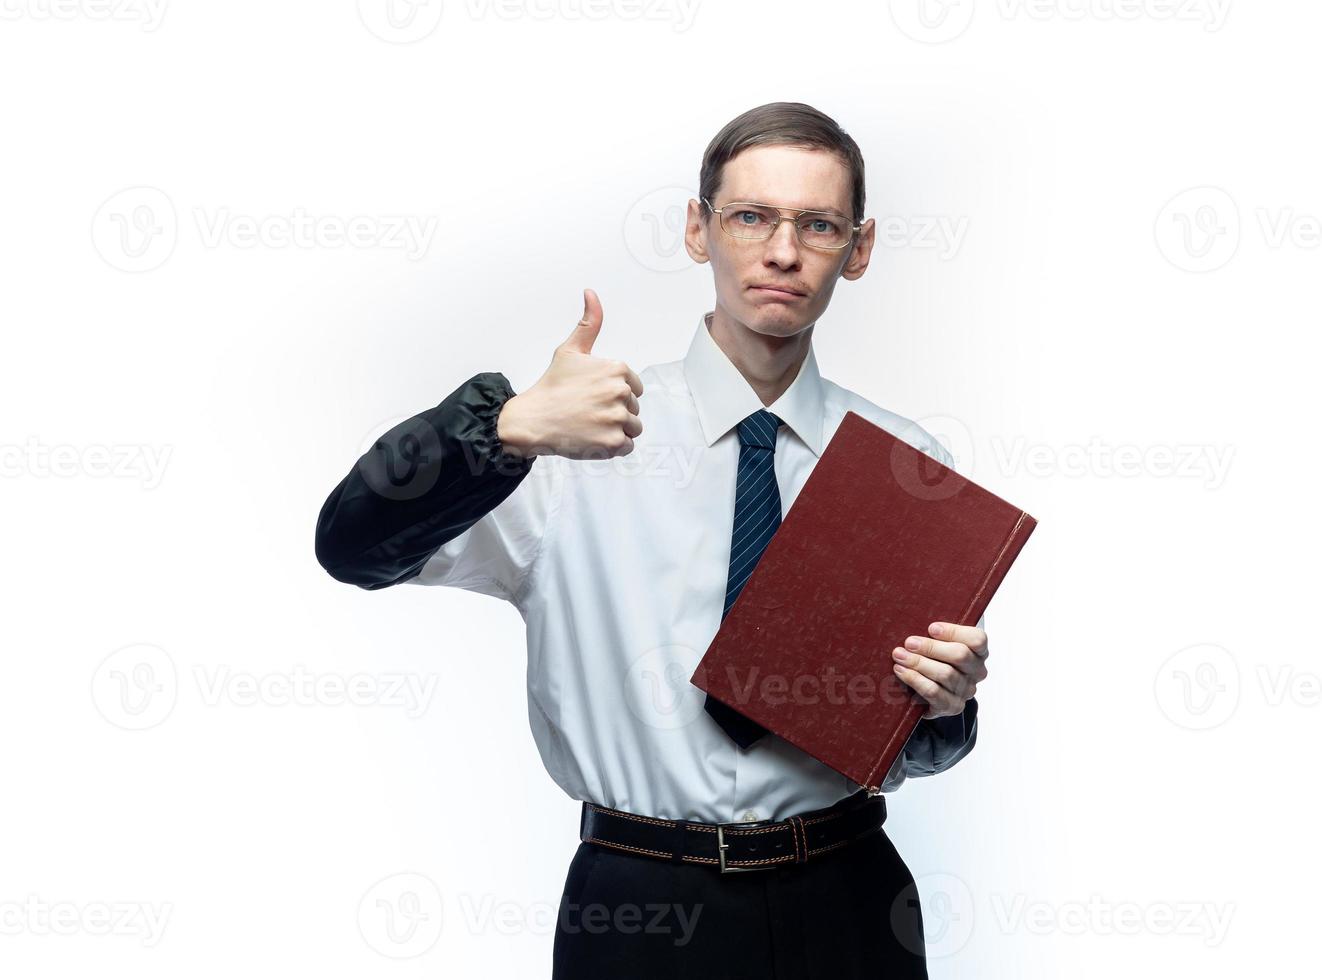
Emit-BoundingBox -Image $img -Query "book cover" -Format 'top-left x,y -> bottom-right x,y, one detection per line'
690,410 -> 1038,791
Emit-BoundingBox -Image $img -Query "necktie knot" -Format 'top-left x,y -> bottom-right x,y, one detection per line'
737,410 -> 782,451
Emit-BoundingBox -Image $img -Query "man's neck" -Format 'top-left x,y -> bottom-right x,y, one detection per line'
707,305 -> 813,408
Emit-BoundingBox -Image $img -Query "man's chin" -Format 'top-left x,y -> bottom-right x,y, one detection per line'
743,301 -> 812,337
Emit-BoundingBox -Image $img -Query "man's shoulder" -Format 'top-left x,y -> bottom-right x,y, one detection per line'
821,377 -> 956,469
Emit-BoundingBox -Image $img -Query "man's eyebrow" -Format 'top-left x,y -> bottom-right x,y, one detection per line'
727,197 -> 849,216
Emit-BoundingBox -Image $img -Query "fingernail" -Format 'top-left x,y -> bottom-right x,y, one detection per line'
904,637 -> 921,651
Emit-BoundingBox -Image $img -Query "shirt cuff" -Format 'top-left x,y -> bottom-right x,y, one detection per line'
467,371 -> 536,475
904,695 -> 979,775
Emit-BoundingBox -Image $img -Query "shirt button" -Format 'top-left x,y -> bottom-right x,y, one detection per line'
741,809 -> 760,822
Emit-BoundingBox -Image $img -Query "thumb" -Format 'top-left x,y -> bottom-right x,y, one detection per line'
561,287 -> 603,354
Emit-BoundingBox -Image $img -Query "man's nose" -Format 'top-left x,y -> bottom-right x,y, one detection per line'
761,219 -> 802,267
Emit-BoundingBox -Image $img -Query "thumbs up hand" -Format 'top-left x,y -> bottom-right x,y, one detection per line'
497,288 -> 645,459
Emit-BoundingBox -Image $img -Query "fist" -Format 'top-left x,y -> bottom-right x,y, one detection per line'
497,288 -> 644,459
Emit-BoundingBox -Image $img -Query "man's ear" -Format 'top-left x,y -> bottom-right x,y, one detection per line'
684,198 -> 712,265
839,216 -> 876,282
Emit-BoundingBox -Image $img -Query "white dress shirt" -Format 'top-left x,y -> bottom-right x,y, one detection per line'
408,311 -> 980,823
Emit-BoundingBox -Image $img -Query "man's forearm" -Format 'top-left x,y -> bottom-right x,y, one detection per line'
314,371 -> 533,590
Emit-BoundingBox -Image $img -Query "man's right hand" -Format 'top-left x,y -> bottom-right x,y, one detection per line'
496,288 -> 644,459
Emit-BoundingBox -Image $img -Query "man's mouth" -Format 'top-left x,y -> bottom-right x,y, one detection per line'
749,283 -> 805,298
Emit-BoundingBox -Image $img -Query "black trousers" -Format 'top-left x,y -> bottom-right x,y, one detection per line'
551,815 -> 928,979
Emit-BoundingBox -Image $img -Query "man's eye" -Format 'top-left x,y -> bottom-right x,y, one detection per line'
734,210 -> 766,225
802,216 -> 845,233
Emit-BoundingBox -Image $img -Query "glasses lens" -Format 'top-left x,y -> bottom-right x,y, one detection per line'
720,203 -> 779,239
796,212 -> 853,248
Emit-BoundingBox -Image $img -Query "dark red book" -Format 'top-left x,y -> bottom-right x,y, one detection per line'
690,410 -> 1038,792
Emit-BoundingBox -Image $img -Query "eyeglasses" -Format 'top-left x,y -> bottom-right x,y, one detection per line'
702,197 -> 860,250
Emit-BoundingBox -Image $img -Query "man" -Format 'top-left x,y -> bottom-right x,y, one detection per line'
315,101 -> 989,979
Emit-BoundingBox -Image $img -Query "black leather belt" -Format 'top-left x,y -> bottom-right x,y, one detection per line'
579,789 -> 886,874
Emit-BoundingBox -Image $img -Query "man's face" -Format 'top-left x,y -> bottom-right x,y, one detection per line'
685,144 -> 876,339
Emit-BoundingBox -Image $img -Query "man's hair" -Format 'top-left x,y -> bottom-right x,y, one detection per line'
699,101 -> 866,222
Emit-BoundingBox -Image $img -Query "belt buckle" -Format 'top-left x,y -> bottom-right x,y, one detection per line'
715,817 -> 775,874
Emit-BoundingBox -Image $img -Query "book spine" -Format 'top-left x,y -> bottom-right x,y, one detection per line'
957,510 -> 1035,627
861,510 -> 1037,790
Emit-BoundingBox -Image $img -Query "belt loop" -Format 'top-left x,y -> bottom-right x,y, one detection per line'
579,802 -> 588,841
789,815 -> 808,863
669,819 -> 689,864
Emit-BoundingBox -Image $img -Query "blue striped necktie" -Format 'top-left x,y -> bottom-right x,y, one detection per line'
703,408 -> 783,748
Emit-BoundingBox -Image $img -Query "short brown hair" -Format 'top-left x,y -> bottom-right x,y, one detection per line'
699,102 -> 866,222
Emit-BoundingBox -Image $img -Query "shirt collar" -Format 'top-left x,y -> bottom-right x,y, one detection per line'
682,310 -> 826,457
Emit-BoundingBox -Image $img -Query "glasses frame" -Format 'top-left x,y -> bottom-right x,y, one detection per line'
701,196 -> 862,251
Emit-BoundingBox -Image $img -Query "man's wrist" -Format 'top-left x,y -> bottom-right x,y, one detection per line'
496,394 -> 539,458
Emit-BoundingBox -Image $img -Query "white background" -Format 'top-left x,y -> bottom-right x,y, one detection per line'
2,0 -> 1318,977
